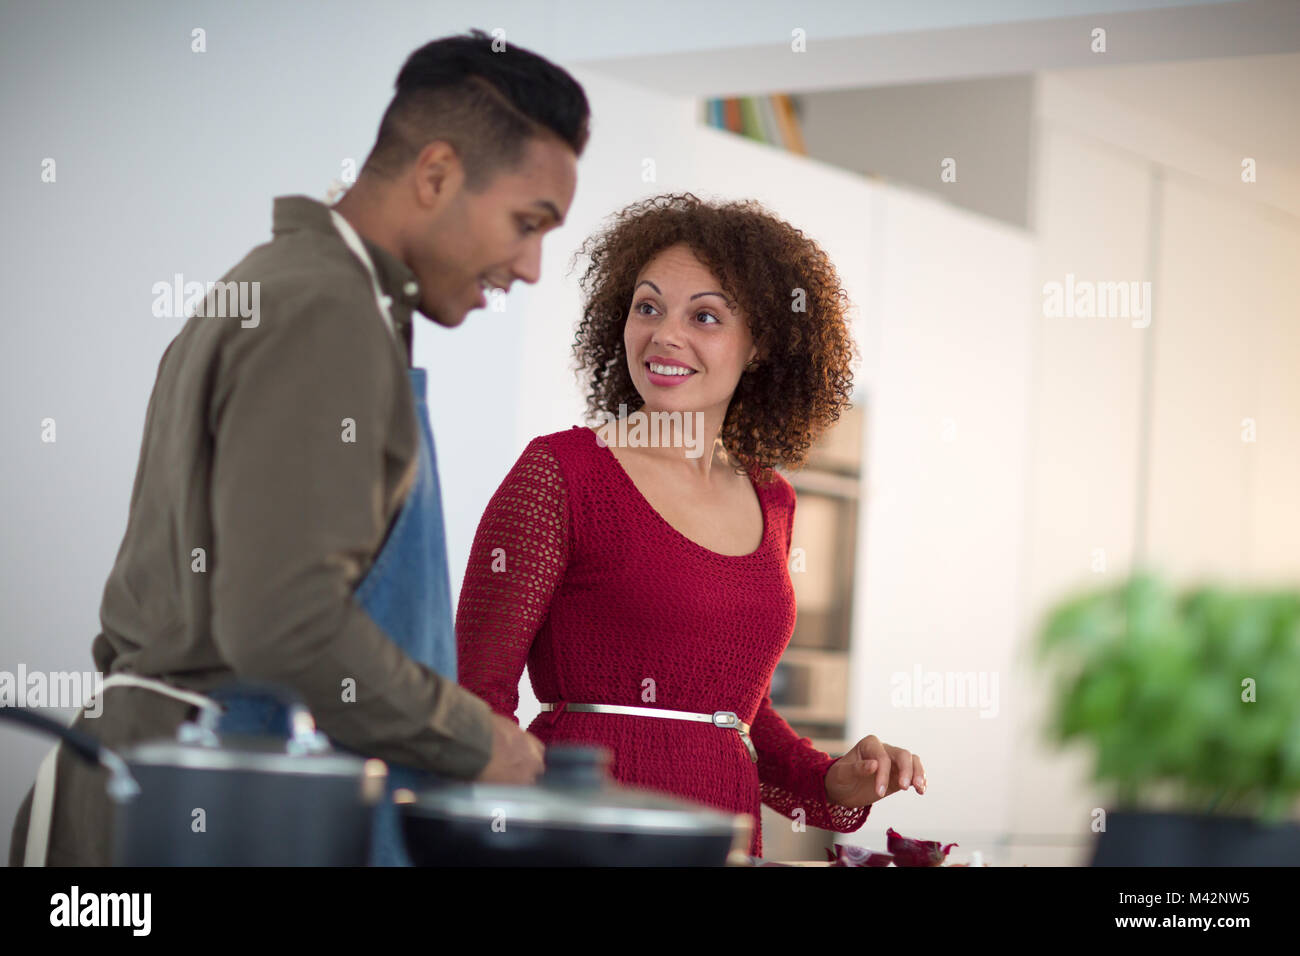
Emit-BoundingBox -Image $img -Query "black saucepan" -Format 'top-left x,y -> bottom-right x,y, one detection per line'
399,744 -> 752,866
2,684 -> 385,866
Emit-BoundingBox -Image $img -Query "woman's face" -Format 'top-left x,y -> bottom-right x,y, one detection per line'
624,243 -> 757,415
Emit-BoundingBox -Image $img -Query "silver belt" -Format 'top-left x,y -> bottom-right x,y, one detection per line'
540,702 -> 758,762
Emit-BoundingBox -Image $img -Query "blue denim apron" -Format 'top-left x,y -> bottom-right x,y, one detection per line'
213,366 -> 455,865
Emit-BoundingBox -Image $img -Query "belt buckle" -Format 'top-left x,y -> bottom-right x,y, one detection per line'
712,711 -> 758,763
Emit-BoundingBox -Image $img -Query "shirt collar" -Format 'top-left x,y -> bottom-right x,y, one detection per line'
271,195 -> 422,336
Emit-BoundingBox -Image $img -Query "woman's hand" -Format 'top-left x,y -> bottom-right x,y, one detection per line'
824,735 -> 925,808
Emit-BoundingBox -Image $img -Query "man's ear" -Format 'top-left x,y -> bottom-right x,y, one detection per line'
413,140 -> 463,209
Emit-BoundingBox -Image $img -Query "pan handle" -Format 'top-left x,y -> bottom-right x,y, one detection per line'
0,707 -> 141,801
0,705 -> 104,762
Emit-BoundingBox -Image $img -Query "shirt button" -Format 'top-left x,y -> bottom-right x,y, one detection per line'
402,281 -> 419,298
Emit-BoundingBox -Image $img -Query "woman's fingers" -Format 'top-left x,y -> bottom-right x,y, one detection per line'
865,740 -> 926,797
856,735 -> 883,798
892,748 -> 914,790
872,749 -> 891,798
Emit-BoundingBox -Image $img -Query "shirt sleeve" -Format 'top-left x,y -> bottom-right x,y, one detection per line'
752,693 -> 870,833
753,472 -> 870,833
207,288 -> 494,778
456,438 -> 570,722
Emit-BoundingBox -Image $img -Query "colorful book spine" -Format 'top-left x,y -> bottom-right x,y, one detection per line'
706,95 -> 806,155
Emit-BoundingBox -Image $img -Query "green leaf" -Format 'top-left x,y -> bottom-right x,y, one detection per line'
1034,572 -> 1300,822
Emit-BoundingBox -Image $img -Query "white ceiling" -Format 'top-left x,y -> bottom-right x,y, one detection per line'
577,0 -> 1300,98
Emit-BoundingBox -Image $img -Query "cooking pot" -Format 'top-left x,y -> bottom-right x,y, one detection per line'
399,744 -> 751,866
2,684 -> 386,866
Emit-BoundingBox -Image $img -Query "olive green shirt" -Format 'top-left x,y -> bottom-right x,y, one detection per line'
90,194 -> 494,777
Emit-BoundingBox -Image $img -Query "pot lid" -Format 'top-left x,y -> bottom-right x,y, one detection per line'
121,728 -> 379,780
401,745 -> 743,836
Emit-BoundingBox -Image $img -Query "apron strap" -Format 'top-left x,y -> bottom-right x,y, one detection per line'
93,673 -> 221,712
23,745 -> 61,867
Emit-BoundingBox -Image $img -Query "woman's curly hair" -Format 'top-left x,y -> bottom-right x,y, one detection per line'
571,192 -> 857,485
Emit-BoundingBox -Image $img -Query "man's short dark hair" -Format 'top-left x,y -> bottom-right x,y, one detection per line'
364,29 -> 590,189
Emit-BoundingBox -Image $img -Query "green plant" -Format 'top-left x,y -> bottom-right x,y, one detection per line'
1035,573 -> 1300,823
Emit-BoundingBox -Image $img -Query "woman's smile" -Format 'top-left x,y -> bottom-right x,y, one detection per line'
645,355 -> 697,387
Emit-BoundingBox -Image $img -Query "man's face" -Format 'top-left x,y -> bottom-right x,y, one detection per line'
407,135 -> 578,327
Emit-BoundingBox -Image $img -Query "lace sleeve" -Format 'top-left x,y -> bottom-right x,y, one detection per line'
455,438 -> 569,722
753,693 -> 871,834
750,478 -> 869,831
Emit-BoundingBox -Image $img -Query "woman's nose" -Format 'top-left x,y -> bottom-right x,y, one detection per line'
651,309 -> 691,347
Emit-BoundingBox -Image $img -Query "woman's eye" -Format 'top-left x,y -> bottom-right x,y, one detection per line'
518,220 -> 539,236
632,302 -> 719,323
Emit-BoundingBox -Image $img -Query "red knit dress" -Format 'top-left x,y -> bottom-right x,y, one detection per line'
454,426 -> 870,857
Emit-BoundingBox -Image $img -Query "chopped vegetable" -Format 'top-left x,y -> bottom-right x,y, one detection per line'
826,844 -> 894,866
886,827 -> 958,866
826,829 -> 960,867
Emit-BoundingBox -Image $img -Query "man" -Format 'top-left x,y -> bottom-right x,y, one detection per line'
10,30 -> 587,866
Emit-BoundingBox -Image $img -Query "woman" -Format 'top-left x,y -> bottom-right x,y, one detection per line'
455,193 -> 925,857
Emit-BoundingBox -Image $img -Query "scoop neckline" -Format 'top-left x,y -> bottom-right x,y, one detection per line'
577,425 -> 771,561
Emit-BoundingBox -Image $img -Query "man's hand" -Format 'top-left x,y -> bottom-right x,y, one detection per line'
824,734 -> 926,808
473,713 -> 546,784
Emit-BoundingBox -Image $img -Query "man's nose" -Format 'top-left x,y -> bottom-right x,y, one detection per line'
513,239 -> 543,285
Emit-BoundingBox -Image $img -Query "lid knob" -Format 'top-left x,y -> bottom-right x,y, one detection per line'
540,744 -> 611,790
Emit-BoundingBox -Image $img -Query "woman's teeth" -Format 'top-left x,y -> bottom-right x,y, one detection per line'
648,363 -> 694,376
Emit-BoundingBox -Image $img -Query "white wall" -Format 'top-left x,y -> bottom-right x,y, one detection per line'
1145,177 -> 1300,583
827,64 -> 1300,867
1009,123 -> 1154,862
845,185 -> 1035,862
1006,72 -> 1300,864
